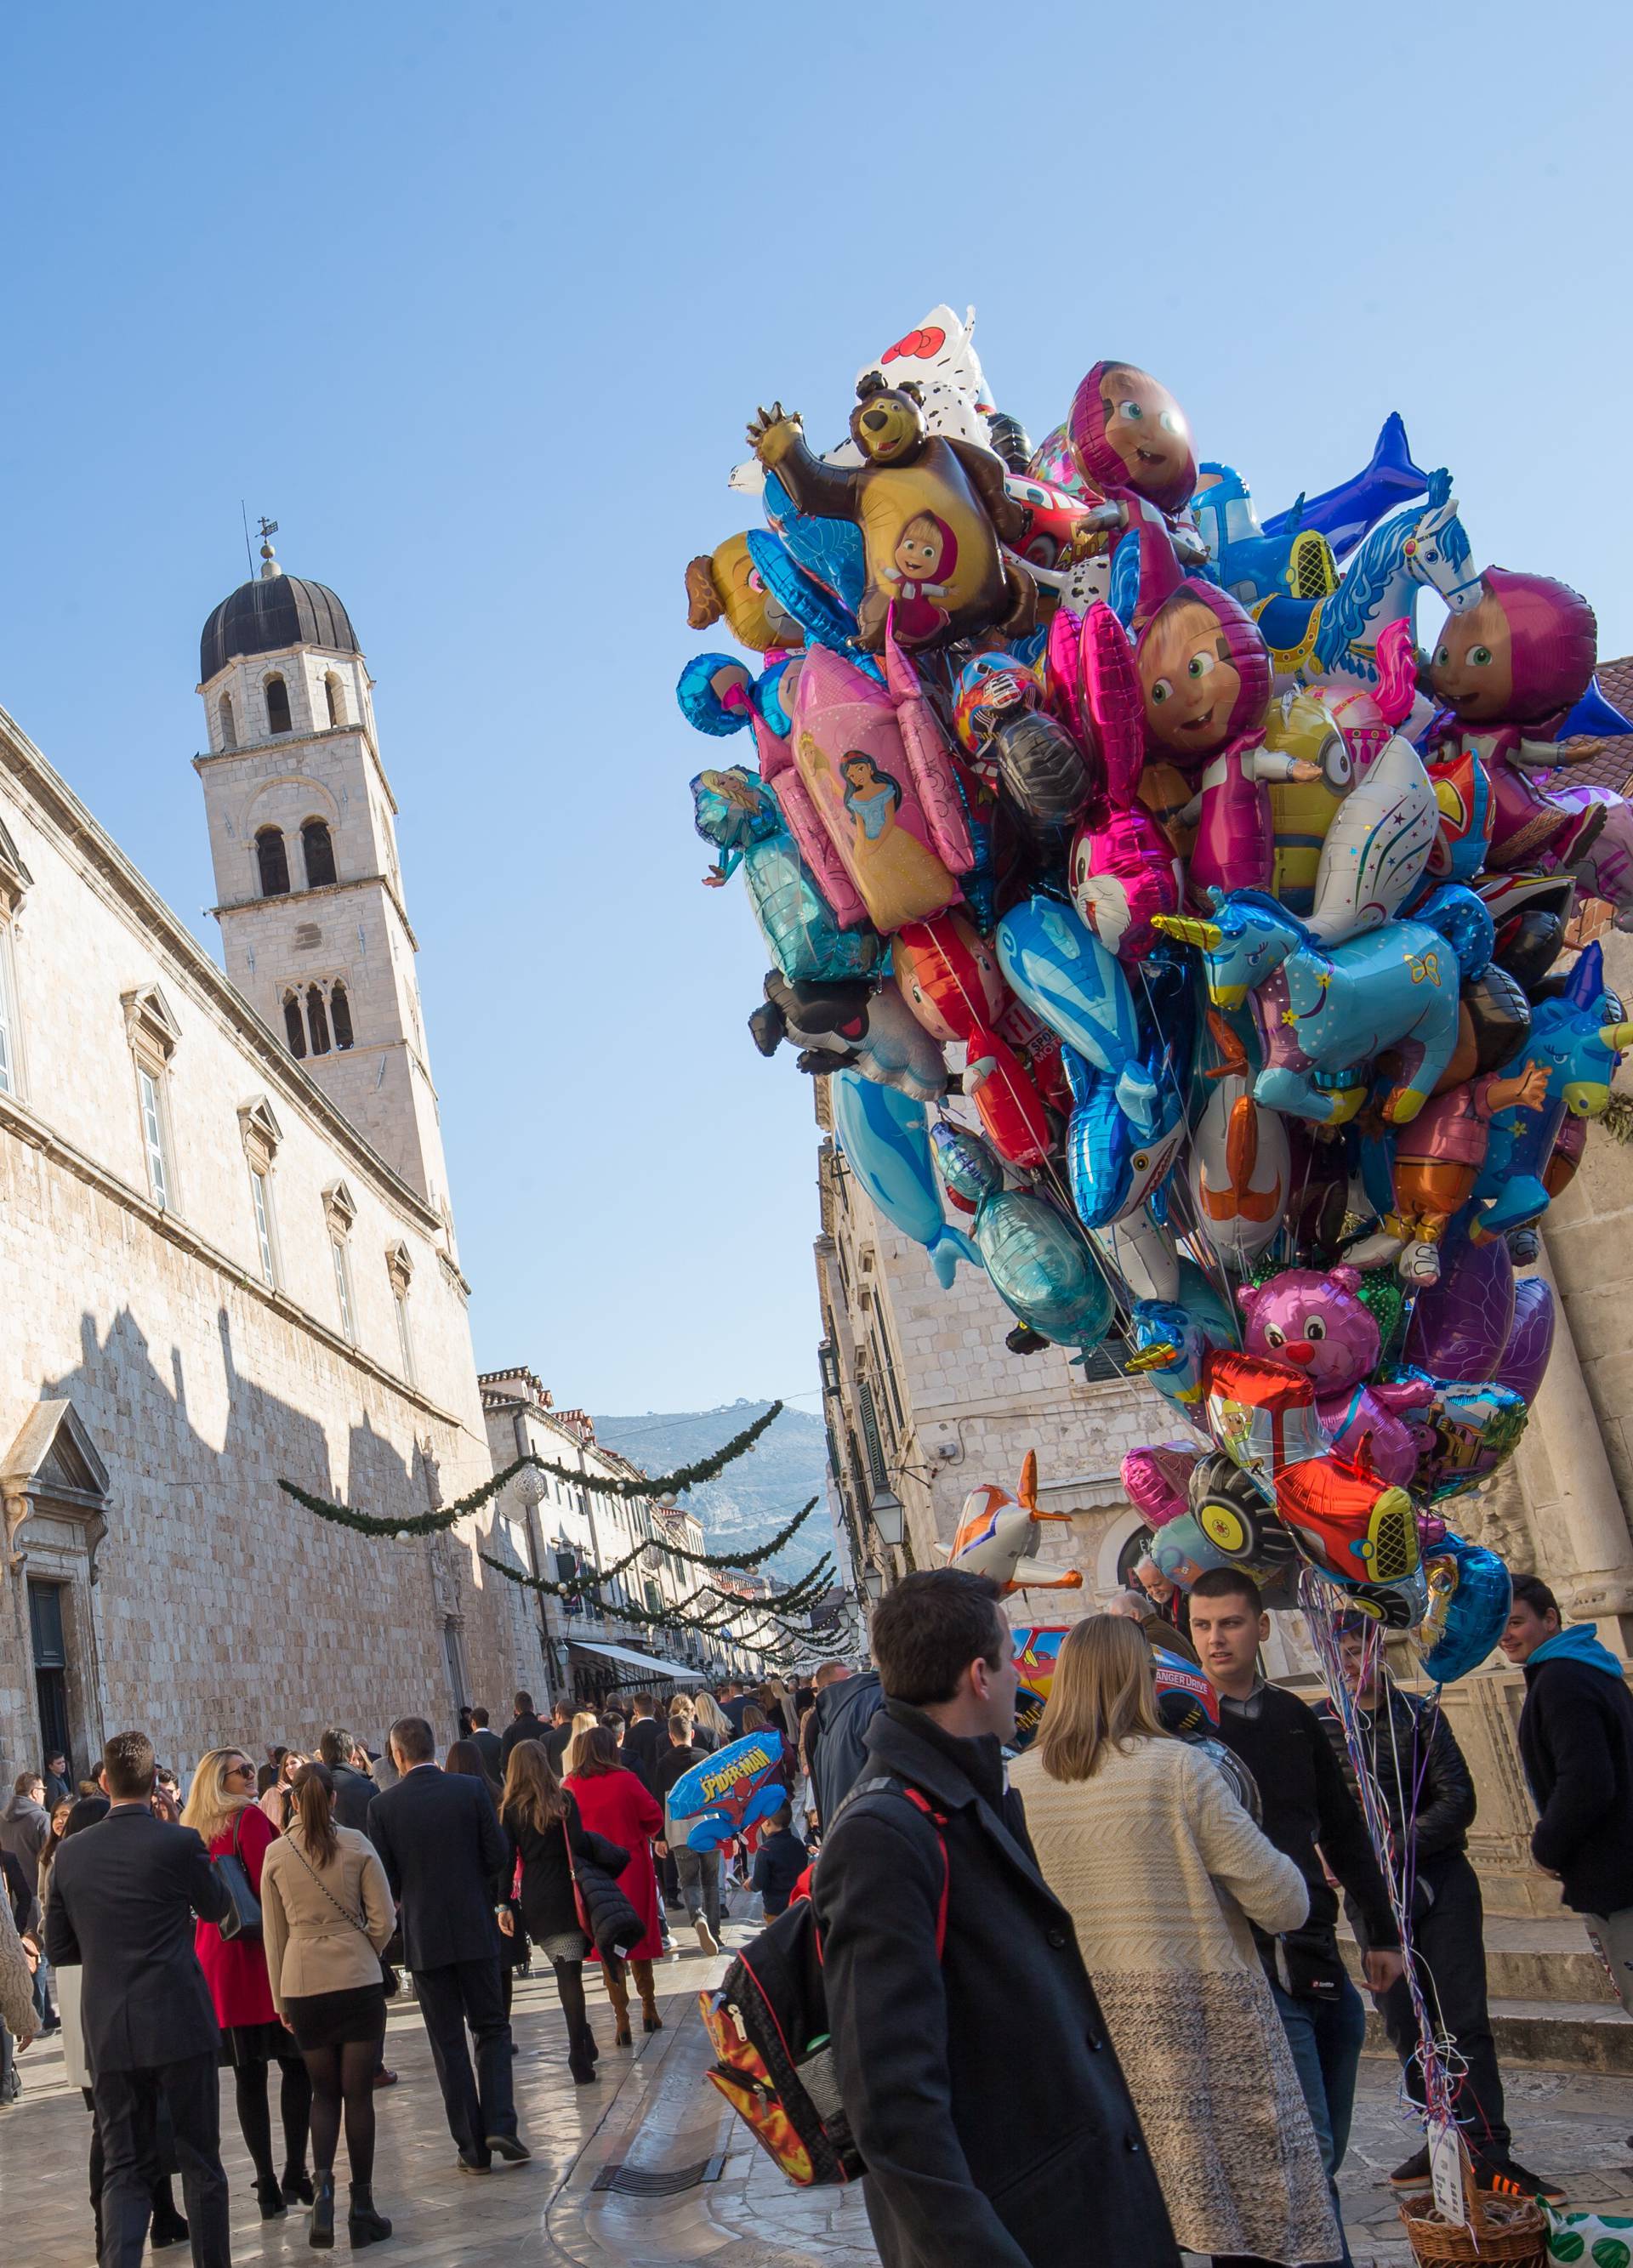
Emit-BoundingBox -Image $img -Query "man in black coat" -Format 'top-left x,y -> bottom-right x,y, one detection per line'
1503,1574 -> 1633,2015
468,1707 -> 504,1782
808,1663 -> 885,1833
44,1729 -> 233,2268
542,1700 -> 575,1777
812,1570 -> 1177,2268
368,1716 -> 529,2173
1321,1623 -> 1559,2201
498,1690 -> 547,1770
318,1725 -> 378,1833
622,1691 -> 663,1793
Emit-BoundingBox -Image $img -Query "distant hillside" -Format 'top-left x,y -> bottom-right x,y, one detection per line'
591,1400 -> 830,1586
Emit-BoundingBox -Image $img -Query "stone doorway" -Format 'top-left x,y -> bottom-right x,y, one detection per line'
1,1400 -> 111,1784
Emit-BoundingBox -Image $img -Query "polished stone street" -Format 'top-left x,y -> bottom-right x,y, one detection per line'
3,1898 -> 1633,2265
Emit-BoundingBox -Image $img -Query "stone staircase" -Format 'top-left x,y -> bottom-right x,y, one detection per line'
1340,1912 -> 1633,2072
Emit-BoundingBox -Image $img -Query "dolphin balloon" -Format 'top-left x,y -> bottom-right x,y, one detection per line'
830,1071 -> 978,1287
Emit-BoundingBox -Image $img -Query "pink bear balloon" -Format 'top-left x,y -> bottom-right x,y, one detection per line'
1237,1265 -> 1432,1486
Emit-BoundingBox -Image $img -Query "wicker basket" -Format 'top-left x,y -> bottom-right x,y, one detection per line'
1398,2151 -> 1546,2268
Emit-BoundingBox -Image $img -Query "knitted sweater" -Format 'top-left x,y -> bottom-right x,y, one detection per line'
1011,1735 -> 1337,2264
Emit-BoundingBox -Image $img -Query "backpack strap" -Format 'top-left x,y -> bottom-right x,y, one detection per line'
831,1774 -> 949,1960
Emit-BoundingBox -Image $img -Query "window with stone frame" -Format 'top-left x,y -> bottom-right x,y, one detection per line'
218,691 -> 236,749
329,979 -> 354,1049
265,674 -> 293,736
256,826 -> 291,897
324,672 -> 346,729
306,983 -> 332,1056
238,1099 -> 284,1289
324,1182 -> 358,1344
122,985 -> 182,1214
301,818 -> 337,890
282,989 -> 307,1058
387,1242 -> 416,1386
0,814 -> 34,1099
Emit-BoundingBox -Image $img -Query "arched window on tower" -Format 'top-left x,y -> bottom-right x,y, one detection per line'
265,674 -> 292,736
218,693 -> 236,749
256,827 -> 291,897
301,819 -> 337,890
306,984 -> 332,1056
330,981 -> 355,1050
324,673 -> 345,728
282,990 -> 306,1058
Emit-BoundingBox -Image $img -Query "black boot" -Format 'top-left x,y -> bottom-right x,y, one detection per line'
257,2174 -> 288,2220
347,2181 -> 393,2246
283,2161 -> 315,2205
568,2035 -> 598,2085
580,2022 -> 600,2064
308,2169 -> 335,2249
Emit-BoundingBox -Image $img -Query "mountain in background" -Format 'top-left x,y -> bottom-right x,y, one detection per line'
591,1399 -> 831,1587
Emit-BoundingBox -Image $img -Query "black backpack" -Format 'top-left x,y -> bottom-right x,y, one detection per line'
697,1777 -> 947,2187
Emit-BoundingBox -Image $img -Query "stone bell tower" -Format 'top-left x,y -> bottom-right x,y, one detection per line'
194,526 -> 453,1228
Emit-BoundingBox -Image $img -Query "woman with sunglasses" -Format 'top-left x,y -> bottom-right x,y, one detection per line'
182,1749 -> 314,2220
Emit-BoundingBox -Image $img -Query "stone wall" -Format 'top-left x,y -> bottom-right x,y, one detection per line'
0,703 -> 511,1784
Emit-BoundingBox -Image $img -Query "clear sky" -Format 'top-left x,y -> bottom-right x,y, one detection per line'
1,2 -> 1626,1413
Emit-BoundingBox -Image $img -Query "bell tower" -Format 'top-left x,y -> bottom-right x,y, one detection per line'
194,528 -> 453,1230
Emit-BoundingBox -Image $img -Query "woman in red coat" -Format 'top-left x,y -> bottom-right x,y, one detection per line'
565,1725 -> 665,2043
181,1748 -> 313,2218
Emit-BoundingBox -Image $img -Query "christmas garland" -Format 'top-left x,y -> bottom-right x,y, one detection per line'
277,1401 -> 785,1538
574,1496 -> 821,1586
475,1545 -> 836,1632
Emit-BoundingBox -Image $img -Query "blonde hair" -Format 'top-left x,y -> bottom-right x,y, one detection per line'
1036,1617 -> 1167,1783
181,1747 -> 255,1845
565,1710 -> 599,1776
691,1692 -> 731,1742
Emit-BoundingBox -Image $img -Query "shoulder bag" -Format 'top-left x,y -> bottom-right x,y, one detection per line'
561,1815 -> 644,1961
211,1810 -> 262,1945
282,1831 -> 400,1998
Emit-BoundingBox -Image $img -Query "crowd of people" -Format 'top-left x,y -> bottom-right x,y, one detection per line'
2,1572 -> 1630,2268
0,1675 -> 816,2261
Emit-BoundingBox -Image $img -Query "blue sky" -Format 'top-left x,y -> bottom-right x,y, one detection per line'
1,3 -> 1626,1413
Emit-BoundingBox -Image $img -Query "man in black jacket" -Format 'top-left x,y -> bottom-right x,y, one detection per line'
468,1708 -> 504,1782
44,1729 -> 233,2267
498,1690 -> 547,1769
1322,1623 -> 1560,2201
318,1725 -> 377,1832
622,1691 -> 663,1793
1503,1574 -> 1633,2015
1192,1570 -> 1402,2267
807,1662 -> 885,1833
368,1717 -> 529,2174
543,1699 -> 575,1776
812,1570 -> 1176,2268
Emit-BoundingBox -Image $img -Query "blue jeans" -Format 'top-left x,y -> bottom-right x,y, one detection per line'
1270,1974 -> 1365,2268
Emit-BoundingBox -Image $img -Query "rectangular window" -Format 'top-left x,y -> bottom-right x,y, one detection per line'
0,926 -> 17,1096
137,1066 -> 170,1209
393,1287 -> 416,1385
331,1237 -> 356,1343
249,1168 -> 276,1287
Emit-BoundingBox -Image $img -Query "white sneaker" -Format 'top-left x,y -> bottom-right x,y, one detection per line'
695,1917 -> 720,1956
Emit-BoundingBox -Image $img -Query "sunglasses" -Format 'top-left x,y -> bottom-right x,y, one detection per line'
226,1763 -> 256,1780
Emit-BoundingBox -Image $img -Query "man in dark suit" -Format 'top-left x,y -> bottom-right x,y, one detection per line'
542,1700 -> 574,1776
318,1725 -> 377,1832
45,1729 -> 234,2267
622,1692 -> 663,1793
498,1690 -> 546,1770
368,1716 -> 529,2174
468,1708 -> 504,1782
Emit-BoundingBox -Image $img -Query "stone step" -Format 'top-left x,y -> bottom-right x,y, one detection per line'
1340,1913 -> 1619,2009
1362,1998 -> 1633,2074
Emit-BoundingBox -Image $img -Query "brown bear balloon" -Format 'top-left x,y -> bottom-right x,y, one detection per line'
748,373 -> 1038,652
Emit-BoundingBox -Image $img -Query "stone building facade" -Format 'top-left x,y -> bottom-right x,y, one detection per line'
0,546 -> 516,1788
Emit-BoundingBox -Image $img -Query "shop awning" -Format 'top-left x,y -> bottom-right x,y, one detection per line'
567,1638 -> 703,1682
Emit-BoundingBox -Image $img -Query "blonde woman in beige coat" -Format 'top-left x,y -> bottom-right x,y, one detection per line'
259,1763 -> 396,2248
1010,1616 -> 1339,2267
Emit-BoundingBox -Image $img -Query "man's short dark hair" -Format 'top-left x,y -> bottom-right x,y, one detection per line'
869,1570 -> 1004,1706
47,1750 -> 65,1768
552,1700 -> 573,1723
1511,1573 -> 1560,1623
318,1726 -> 355,1771
769,1803 -> 793,1832
1189,1567 -> 1265,1612
103,1729 -> 156,1801
667,1716 -> 693,1744
513,1691 -> 534,1716
390,1716 -> 435,1765
469,1706 -> 490,1728
630,1691 -> 655,1719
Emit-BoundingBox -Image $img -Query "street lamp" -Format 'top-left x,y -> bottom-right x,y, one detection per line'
868,1486 -> 906,1549
862,1568 -> 885,1604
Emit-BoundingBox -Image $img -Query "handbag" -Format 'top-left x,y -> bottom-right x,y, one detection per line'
283,1833 -> 398,1998
212,1811 -> 262,1945
1272,1921 -> 1348,2002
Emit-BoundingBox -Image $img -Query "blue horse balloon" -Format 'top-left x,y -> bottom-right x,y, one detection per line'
830,1071 -> 977,1288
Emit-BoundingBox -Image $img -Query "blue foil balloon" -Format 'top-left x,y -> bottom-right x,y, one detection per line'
1415,1531 -> 1512,1684
831,1071 -> 977,1288
691,765 -> 880,986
